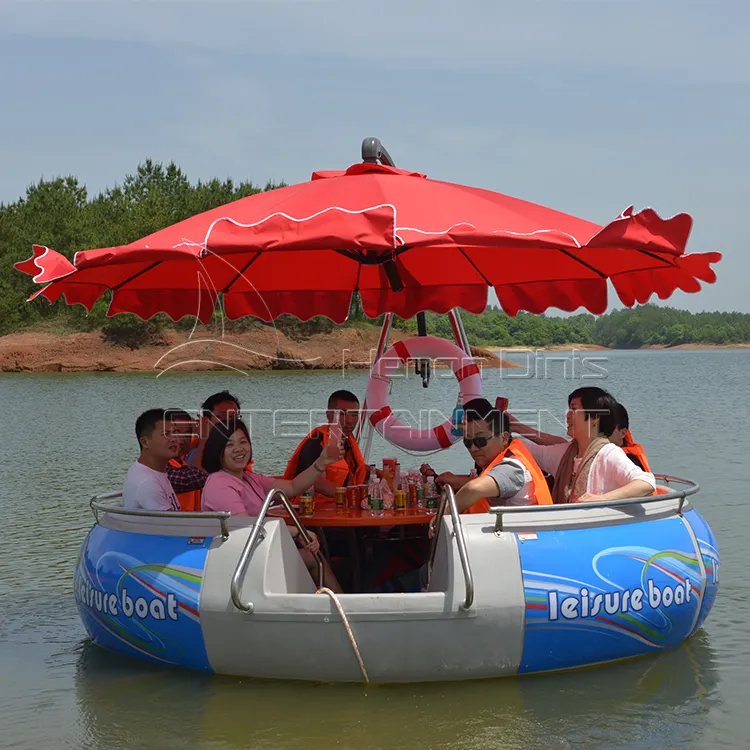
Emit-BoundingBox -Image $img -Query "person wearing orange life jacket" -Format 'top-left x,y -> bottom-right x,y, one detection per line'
164,409 -> 206,512
608,403 -> 651,472
427,398 -> 551,541
284,390 -> 368,500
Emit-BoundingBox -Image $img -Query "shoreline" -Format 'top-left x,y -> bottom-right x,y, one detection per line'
489,343 -> 750,352
0,330 -> 521,374
0,331 -> 746,373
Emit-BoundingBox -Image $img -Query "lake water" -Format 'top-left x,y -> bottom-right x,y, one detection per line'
1,349 -> 748,749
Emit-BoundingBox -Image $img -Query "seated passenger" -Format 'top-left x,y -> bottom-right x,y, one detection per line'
184,390 -> 243,470
609,403 -> 651,472
165,409 -> 207,511
439,397 -> 553,516
522,387 -> 656,504
123,408 -> 181,511
201,416 -> 343,593
284,389 -> 368,499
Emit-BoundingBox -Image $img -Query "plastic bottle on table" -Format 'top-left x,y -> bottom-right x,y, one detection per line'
368,468 -> 383,516
381,479 -> 394,511
407,469 -> 418,507
416,475 -> 426,510
425,476 -> 439,514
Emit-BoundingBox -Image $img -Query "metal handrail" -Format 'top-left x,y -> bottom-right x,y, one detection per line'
89,493 -> 232,539
230,488 -> 326,614
426,485 -> 474,611
489,475 -> 700,531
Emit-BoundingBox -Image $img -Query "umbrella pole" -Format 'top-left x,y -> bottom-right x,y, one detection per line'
448,308 -> 472,354
415,312 -> 431,388
357,312 -> 393,463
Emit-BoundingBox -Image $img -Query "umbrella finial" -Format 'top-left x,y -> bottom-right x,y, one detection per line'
361,137 -> 395,167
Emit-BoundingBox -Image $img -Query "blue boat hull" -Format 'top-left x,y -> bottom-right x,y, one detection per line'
74,505 -> 719,681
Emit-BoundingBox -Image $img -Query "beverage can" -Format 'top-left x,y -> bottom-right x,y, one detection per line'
346,485 -> 359,508
299,492 -> 315,516
335,487 -> 347,509
408,482 -> 418,507
394,489 -> 407,511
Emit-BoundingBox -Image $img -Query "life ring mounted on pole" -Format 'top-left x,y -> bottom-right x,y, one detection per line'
365,336 -> 483,452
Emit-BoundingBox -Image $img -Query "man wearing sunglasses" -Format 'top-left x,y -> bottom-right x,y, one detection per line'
449,398 -> 552,512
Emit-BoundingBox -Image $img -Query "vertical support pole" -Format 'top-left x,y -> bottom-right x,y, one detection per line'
357,312 -> 393,463
448,308 -> 472,354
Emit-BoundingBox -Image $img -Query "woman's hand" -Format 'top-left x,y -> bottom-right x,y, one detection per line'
420,463 -> 436,477
428,516 -> 439,539
320,438 -> 343,466
301,530 -> 320,554
574,493 -> 605,503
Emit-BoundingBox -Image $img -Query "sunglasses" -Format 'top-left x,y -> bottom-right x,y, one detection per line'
463,436 -> 491,449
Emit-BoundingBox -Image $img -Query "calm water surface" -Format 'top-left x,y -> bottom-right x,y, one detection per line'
1,349 -> 748,749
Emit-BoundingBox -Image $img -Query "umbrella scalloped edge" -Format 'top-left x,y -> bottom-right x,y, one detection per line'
14,245 -> 76,283
613,251 -> 722,308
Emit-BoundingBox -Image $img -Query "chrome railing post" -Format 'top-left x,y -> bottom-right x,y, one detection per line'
428,486 -> 474,611
230,488 -> 326,614
444,486 -> 474,611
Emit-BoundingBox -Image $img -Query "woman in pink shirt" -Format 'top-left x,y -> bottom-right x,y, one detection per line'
201,416 -> 342,592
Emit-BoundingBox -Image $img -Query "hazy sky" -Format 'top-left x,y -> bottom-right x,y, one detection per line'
1,0 -> 747,313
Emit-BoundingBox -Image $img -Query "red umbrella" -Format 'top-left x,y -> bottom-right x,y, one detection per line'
15,161 -> 720,323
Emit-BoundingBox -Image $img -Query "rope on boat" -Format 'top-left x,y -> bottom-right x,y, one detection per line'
315,587 -> 370,683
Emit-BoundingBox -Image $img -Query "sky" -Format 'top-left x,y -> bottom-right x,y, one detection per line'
1,0 -> 748,313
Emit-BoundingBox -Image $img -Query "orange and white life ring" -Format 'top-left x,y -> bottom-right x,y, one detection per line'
365,336 -> 483,452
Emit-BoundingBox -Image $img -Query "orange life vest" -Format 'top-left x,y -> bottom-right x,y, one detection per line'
168,456 -> 202,512
465,438 -> 553,514
622,429 -> 652,472
284,425 -> 368,500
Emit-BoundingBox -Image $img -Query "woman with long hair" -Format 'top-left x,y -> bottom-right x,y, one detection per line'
201,416 -> 342,592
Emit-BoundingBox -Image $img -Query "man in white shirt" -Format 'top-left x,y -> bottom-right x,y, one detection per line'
123,408 -> 181,511
517,387 -> 655,503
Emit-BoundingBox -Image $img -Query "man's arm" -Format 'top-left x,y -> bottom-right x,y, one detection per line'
166,464 -> 207,493
522,440 -> 569,477
453,461 -> 525,512
508,414 -> 569,445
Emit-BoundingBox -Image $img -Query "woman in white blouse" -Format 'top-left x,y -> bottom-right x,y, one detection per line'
511,387 -> 655,504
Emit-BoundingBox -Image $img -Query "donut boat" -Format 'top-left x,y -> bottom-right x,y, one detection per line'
33,135 -> 719,684
75,477 -> 719,682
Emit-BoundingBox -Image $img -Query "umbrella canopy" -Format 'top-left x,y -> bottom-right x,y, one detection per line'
15,162 -> 720,323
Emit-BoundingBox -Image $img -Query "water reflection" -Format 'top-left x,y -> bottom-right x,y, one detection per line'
74,633 -> 720,750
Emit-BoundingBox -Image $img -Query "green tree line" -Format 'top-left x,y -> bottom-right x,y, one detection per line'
1,161 -> 747,348
392,306 -> 750,348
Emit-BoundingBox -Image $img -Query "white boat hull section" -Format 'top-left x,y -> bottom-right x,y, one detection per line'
200,517 -> 525,682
